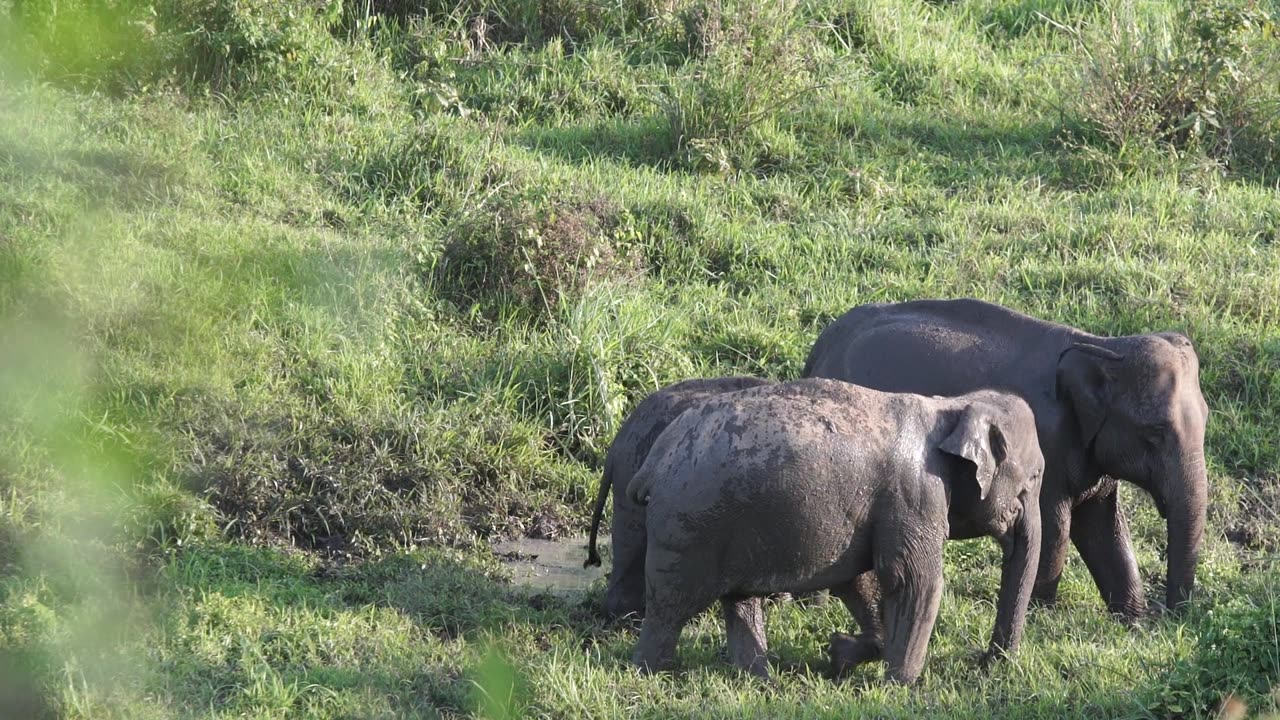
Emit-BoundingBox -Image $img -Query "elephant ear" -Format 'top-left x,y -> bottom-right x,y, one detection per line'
939,405 -> 1008,500
1055,343 -> 1124,447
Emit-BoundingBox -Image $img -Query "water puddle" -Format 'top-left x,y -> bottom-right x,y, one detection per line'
493,535 -> 609,596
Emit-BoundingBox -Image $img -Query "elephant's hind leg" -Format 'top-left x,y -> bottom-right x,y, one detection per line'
722,596 -> 769,678
828,572 -> 885,676
1070,490 -> 1145,620
633,559 -> 716,674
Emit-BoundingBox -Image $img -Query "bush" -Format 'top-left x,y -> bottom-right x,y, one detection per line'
3,0 -> 163,90
433,188 -> 645,321
1060,0 -> 1280,167
159,0 -> 348,89
659,0 -> 831,172
4,0 -> 355,92
348,0 -> 671,49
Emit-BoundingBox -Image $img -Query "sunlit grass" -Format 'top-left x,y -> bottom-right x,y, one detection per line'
1,0 -> 1278,717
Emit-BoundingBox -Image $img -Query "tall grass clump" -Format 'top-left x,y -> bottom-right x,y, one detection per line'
159,0 -> 348,89
1,0 -> 165,90
1057,0 -> 1280,172
660,0 -> 832,172
347,0 -> 671,49
432,186 -> 645,322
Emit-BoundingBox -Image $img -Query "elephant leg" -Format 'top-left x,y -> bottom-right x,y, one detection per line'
633,613 -> 684,674
633,591 -> 707,674
722,596 -> 769,678
1031,497 -> 1073,606
1070,490 -> 1145,620
828,572 -> 884,676
605,494 -> 648,621
878,547 -> 944,685
633,547 -> 715,674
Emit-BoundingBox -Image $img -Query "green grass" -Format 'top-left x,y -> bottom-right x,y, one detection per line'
1,0 -> 1279,717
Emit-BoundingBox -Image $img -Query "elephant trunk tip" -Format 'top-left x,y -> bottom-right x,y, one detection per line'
584,547 -> 602,568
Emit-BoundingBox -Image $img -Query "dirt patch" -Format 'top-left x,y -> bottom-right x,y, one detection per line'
1226,474 -> 1280,554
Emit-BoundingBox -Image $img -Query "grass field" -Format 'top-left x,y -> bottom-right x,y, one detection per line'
2,0 -> 1280,717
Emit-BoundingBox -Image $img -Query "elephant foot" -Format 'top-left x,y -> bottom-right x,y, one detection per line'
610,610 -> 645,631
827,632 -> 883,678
978,645 -> 1009,671
741,656 -> 771,681
1030,581 -> 1060,608
631,649 -> 669,675
1105,598 -> 1147,626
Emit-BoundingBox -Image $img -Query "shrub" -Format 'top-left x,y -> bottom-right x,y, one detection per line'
1059,0 -> 1280,167
348,0 -> 671,49
158,0 -> 347,89
3,0 -> 349,91
659,0 -> 831,172
3,0 -> 163,90
433,188 -> 645,321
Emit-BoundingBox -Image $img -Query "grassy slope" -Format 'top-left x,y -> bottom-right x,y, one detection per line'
1,0 -> 1279,717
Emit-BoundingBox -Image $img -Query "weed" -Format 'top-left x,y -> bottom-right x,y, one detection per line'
660,0 -> 832,172
1154,573 -> 1280,716
434,187 -> 645,321
1055,0 -> 1280,170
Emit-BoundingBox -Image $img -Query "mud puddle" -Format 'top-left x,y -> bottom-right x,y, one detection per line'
493,535 -> 608,596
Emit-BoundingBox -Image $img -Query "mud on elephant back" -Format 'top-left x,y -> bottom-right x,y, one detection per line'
803,297 -> 1210,619
584,376 -> 775,621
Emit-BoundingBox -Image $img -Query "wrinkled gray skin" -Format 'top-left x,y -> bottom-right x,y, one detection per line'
627,378 -> 1044,684
804,298 -> 1209,622
584,376 -> 775,620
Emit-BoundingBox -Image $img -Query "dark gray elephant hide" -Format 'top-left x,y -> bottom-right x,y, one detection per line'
584,376 -> 775,620
803,298 -> 1209,619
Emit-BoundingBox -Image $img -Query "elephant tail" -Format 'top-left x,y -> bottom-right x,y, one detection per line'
626,466 -> 654,507
584,459 -> 613,568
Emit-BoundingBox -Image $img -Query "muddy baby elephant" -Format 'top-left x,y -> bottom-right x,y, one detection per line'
627,379 -> 1044,684
584,377 -> 775,620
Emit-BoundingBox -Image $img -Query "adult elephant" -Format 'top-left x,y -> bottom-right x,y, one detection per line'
803,298 -> 1209,618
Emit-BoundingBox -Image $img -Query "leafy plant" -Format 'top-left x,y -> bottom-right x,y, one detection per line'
659,0 -> 831,172
1054,0 -> 1280,167
3,0 -> 163,90
1153,575 -> 1280,717
433,188 -> 645,321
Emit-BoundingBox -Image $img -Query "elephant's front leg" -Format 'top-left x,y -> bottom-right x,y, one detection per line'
877,541 -> 945,684
722,596 -> 769,678
1070,490 -> 1145,620
828,572 -> 884,677
1031,496 -> 1073,606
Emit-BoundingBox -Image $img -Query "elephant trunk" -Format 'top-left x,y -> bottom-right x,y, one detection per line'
1162,456 -> 1207,611
988,490 -> 1041,658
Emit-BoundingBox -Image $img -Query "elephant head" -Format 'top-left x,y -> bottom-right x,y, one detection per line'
938,394 -> 1044,656
1056,332 -> 1209,610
